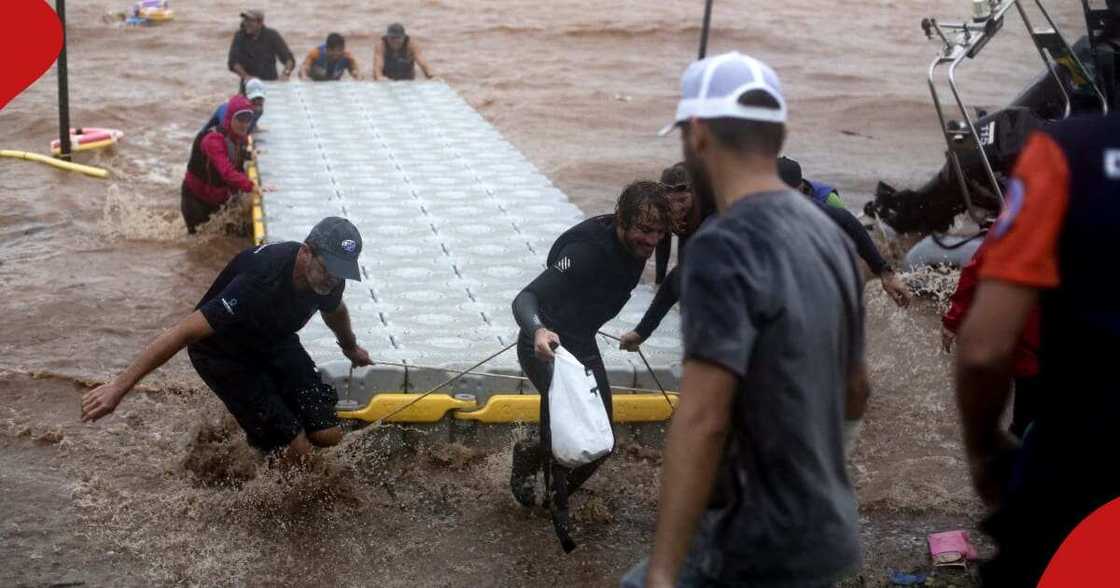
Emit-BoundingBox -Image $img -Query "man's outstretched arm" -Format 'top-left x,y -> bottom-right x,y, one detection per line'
81,311 -> 214,422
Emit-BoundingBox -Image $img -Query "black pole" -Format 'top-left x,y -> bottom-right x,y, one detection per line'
698,0 -> 714,58
56,0 -> 72,160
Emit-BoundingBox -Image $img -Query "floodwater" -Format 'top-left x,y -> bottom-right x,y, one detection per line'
0,0 -> 1086,585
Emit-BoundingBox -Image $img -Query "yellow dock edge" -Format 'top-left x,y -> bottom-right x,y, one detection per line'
247,137 -> 265,245
337,393 -> 477,423
338,393 -> 678,424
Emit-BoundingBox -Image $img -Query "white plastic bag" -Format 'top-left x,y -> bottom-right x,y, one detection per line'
548,346 -> 614,468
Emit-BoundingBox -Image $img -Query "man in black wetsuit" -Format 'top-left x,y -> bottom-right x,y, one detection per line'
510,180 -> 670,548
619,156 -> 910,352
80,217 -> 373,467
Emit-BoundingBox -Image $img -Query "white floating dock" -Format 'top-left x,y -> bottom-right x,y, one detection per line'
254,81 -> 681,407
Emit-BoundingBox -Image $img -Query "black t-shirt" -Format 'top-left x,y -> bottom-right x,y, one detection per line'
227,26 -> 294,81
522,215 -> 645,358
192,242 -> 343,360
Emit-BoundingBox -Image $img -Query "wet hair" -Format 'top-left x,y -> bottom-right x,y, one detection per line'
659,162 -> 690,188
704,90 -> 786,157
615,180 -> 670,230
326,33 -> 345,50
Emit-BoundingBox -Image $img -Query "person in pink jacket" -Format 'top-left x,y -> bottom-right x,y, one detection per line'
180,95 -> 257,234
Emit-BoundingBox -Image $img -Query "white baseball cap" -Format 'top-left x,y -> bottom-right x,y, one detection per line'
244,78 -> 266,101
659,51 -> 787,136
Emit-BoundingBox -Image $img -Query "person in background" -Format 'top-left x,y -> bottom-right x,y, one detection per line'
180,95 -> 256,234
300,33 -> 360,81
373,23 -> 435,81
202,78 -> 265,135
779,155 -> 846,207
228,10 -> 294,83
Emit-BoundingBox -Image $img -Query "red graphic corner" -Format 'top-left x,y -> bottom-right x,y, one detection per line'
1039,496 -> 1120,587
0,1 -> 64,111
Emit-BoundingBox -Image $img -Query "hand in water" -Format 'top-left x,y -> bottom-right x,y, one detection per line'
341,344 -> 373,367
941,325 -> 956,353
618,330 -> 645,352
881,271 -> 911,308
80,381 -> 128,422
534,328 -> 560,361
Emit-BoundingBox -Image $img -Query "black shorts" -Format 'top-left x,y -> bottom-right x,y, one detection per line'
180,183 -> 220,235
188,340 -> 339,453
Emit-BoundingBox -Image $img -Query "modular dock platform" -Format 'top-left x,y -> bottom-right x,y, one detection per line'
253,82 -> 681,423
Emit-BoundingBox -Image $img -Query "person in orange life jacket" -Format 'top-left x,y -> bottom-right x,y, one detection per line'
373,23 -> 435,81
300,33 -> 360,81
181,95 -> 256,234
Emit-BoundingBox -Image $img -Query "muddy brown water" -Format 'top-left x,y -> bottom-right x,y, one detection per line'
1,0 -> 1086,585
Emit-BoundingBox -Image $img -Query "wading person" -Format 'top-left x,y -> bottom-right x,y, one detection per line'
955,112 -> 1120,586
510,180 -> 670,548
372,23 -> 435,81
181,95 -> 256,234
81,217 -> 373,466
227,10 -> 295,83
300,33 -> 360,81
202,78 -> 265,136
623,52 -> 866,587
620,155 -> 908,352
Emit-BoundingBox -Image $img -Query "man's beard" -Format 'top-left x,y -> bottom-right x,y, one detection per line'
683,142 -> 718,219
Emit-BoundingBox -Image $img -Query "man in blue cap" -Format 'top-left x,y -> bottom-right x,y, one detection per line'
81,217 -> 373,466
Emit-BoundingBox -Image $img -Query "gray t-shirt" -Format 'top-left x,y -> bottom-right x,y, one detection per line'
681,190 -> 864,586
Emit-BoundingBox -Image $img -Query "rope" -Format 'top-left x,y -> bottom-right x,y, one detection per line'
365,358 -> 668,394
373,341 -> 517,424
597,331 -> 677,415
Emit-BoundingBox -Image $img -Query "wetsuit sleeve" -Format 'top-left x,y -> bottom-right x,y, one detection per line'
198,276 -> 265,336
634,266 -> 680,340
979,132 -> 1070,288
654,234 -> 671,284
514,242 -> 599,332
817,202 -> 890,275
681,230 -> 757,379
201,133 -> 255,193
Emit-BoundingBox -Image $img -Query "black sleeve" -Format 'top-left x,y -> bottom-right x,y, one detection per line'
817,203 -> 890,275
512,289 -> 543,335
634,266 -> 680,339
654,234 -> 672,284
271,29 -> 294,65
227,31 -> 243,72
514,242 -> 599,331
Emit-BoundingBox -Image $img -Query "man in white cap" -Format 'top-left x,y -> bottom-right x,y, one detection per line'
202,78 -> 266,135
622,52 -> 866,587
